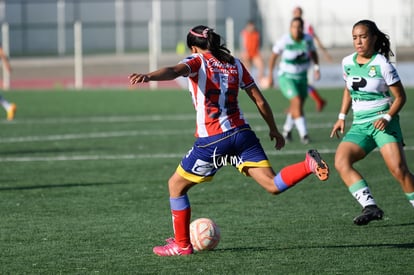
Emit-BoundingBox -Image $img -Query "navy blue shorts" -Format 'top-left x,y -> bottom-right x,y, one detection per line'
176,125 -> 271,183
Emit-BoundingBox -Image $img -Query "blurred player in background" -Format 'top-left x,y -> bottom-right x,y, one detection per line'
0,46 -> 16,120
268,17 -> 320,144
130,25 -> 329,256
240,20 -> 265,84
293,6 -> 331,112
330,20 -> 414,225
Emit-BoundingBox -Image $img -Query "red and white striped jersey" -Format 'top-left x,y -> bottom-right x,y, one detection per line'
181,52 -> 255,137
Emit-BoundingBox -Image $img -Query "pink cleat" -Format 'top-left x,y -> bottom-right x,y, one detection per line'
306,149 -> 329,181
153,238 -> 193,256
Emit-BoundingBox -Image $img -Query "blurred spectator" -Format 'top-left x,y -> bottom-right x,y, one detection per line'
0,47 -> 16,120
240,20 -> 265,83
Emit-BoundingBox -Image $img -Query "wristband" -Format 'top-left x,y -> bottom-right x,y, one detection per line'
314,64 -> 320,71
383,114 -> 392,122
338,113 -> 346,120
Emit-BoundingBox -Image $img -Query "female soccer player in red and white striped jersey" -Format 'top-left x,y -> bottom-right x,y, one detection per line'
129,25 -> 329,256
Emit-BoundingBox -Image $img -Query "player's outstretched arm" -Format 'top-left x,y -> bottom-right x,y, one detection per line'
129,63 -> 190,84
313,34 -> 333,62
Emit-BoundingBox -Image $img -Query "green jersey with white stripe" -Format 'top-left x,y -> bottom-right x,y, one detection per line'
272,33 -> 315,79
342,52 -> 400,124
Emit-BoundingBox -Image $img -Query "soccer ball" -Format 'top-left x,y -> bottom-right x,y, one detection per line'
190,218 -> 220,251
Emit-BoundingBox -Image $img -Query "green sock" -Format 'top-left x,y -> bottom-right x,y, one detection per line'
405,192 -> 414,207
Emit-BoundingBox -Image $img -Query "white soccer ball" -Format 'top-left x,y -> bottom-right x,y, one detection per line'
190,218 -> 220,251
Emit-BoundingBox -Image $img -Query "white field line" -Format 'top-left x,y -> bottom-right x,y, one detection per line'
0,129 -> 194,143
0,111 -> 412,126
1,113 -> 413,162
1,147 -> 414,163
0,114 -> 196,125
0,124 -> 336,144
0,112 -> 335,144
0,149 -> 331,162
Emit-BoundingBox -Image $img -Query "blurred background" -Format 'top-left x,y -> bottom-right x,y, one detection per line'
2,0 -> 414,89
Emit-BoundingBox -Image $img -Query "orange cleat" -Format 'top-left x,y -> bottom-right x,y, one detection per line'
7,103 -> 16,121
306,149 -> 329,181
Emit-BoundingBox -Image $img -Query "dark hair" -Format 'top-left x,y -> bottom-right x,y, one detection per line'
291,16 -> 304,28
187,25 -> 235,64
353,19 -> 394,60
246,19 -> 255,25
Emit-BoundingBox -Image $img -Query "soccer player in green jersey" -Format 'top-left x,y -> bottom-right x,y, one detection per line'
293,6 -> 331,112
330,20 -> 414,225
268,17 -> 320,145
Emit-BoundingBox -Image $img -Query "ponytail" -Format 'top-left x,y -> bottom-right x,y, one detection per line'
353,20 -> 394,60
187,25 -> 235,64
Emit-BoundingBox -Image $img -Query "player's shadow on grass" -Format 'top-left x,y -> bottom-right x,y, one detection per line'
217,242 -> 414,253
319,242 -> 414,249
376,222 -> 414,228
0,181 -> 129,191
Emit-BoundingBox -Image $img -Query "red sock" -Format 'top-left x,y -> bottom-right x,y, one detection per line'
279,160 -> 311,186
308,85 -> 325,105
171,208 -> 191,248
